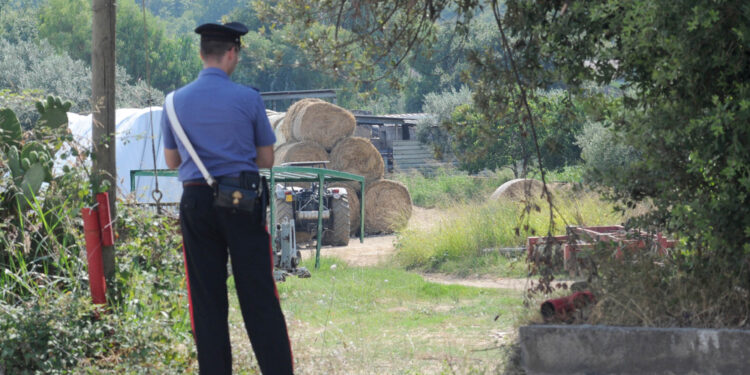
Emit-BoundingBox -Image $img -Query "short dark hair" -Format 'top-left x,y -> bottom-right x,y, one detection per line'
200,39 -> 237,58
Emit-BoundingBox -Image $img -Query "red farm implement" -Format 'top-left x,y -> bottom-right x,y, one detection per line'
527,225 -> 677,276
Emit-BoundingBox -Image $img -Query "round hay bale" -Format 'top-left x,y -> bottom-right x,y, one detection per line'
331,184 -> 361,236
364,179 -> 412,234
333,180 -> 362,195
329,137 -> 384,184
273,127 -> 286,149
490,178 -> 545,201
274,141 -> 329,166
291,101 -> 356,150
280,98 -> 324,142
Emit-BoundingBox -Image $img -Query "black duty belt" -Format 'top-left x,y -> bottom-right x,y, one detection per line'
183,176 -> 243,187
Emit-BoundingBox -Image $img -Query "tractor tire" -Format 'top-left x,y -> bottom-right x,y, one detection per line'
275,198 -> 294,226
322,195 -> 350,246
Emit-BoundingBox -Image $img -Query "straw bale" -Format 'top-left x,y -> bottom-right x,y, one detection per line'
291,101 -> 356,150
364,179 -> 412,234
273,126 -> 286,149
280,98 -> 324,141
274,141 -> 329,166
329,137 -> 384,184
490,178 -> 545,201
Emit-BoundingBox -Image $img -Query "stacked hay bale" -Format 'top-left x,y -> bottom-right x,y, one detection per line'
271,99 -> 412,235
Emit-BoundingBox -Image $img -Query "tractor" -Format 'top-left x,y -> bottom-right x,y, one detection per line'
269,161 -> 360,281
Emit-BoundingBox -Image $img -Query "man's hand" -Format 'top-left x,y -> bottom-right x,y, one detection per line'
165,148 -> 181,169
256,145 -> 274,168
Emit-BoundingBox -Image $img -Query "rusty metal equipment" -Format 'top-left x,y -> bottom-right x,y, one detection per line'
527,225 -> 677,276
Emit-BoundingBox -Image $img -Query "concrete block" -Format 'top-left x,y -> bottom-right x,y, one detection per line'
520,324 -> 750,375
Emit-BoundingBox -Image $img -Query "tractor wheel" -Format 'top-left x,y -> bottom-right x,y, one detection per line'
323,195 -> 350,246
275,198 -> 294,226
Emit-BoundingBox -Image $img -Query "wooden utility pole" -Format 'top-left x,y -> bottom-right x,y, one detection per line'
92,0 -> 117,280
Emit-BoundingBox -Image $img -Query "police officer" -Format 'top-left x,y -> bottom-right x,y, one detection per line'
161,21 -> 294,374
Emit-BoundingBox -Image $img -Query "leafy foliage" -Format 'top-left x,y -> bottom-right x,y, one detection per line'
498,0 -> 750,324
0,204 -> 194,372
0,38 -> 161,128
0,3 -> 38,43
576,120 -> 639,185
416,86 -> 473,160
1,98 -> 73,214
37,0 -> 200,93
252,0 -> 445,88
444,90 -> 584,175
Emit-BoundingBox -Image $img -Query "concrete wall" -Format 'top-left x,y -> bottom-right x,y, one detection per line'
520,324 -> 750,375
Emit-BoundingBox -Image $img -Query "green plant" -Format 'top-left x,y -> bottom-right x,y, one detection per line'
416,86 -> 473,160
575,120 -> 639,185
444,90 -> 585,176
395,192 -> 624,275
391,167 -> 514,208
229,256 -> 524,373
0,103 -> 193,372
0,97 -> 70,213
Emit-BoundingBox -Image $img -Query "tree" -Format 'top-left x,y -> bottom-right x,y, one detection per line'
38,0 -> 91,63
115,0 -> 201,92
0,3 -> 39,43
499,0 -> 750,271
38,0 -> 200,93
251,0 -> 448,87
0,38 -> 160,127
263,0 -> 750,315
445,89 -> 583,176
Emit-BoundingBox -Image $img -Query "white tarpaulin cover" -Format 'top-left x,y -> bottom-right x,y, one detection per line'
66,107 -> 183,204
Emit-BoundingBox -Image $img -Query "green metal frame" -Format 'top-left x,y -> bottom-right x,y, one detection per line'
261,166 -> 365,270
130,169 -> 178,193
129,167 -> 366,269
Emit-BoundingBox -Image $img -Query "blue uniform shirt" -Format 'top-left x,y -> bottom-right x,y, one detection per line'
161,67 -> 276,181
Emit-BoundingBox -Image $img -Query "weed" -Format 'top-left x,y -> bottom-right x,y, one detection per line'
395,191 -> 623,276
391,167 -> 514,208
228,256 -> 525,374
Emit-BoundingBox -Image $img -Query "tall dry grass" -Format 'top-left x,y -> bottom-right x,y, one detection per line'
395,189 -> 625,276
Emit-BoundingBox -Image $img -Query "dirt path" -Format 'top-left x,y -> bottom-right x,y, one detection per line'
299,206 -> 531,290
299,234 -> 397,267
420,273 -> 531,290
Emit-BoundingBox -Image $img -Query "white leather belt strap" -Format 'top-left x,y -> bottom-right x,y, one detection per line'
165,92 -> 216,187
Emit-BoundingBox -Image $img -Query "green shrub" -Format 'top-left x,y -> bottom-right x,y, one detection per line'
0,203 -> 194,373
0,295 -> 108,374
0,38 -> 163,128
575,121 -> 639,184
416,86 -> 473,160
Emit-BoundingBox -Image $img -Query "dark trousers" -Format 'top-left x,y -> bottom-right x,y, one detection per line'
180,185 -> 294,374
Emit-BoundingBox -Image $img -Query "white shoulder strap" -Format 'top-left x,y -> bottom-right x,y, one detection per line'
165,92 -> 216,186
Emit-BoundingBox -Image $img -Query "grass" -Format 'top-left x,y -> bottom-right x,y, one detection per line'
227,257 -> 525,374
391,165 -> 586,209
395,190 -> 626,276
390,168 -> 515,208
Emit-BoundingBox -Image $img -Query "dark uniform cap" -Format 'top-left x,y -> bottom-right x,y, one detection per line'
194,22 -> 249,44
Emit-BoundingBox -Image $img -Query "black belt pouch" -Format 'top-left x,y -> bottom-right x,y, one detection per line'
213,172 -> 262,213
